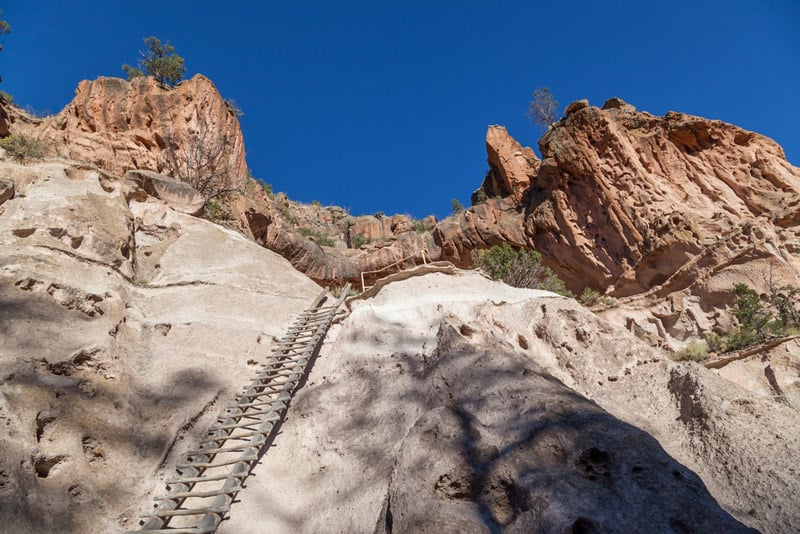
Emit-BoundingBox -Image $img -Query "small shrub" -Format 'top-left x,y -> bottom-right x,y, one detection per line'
413,220 -> 435,233
351,234 -> 368,249
312,200 -> 322,207
0,90 -> 14,105
473,243 -> 572,296
373,210 -> 384,219
0,134 -> 46,161
579,288 -> 602,305
451,198 -> 464,215
473,189 -> 488,205
259,180 -> 273,197
705,333 -> 726,354
672,340 -> 709,362
224,98 -> 244,118
279,206 -> 299,226
579,287 -> 615,307
204,199 -> 224,221
298,227 -> 334,246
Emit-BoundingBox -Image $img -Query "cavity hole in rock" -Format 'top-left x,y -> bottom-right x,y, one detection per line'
574,447 -> 611,481
568,517 -> 598,534
34,455 -> 68,478
82,437 -> 105,462
70,236 -> 83,249
35,413 -> 56,442
15,278 -> 42,291
459,324 -> 475,337
11,228 -> 35,238
517,334 -> 529,349
48,228 -> 67,238
154,323 -> 171,336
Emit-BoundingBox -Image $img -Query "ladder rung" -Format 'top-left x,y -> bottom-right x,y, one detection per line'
209,414 -> 280,432
166,472 -> 247,485
217,407 -> 283,422
257,368 -> 302,378
176,455 -> 257,469
134,528 -> 203,534
229,397 -> 289,409
140,505 -> 230,518
187,440 -> 263,456
155,485 -> 242,500
235,389 -> 292,401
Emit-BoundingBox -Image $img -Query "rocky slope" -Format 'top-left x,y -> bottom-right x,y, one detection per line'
219,271 -> 797,533
0,157 -> 320,533
1,124 -> 799,532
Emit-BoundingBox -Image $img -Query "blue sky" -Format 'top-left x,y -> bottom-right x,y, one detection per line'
2,1 -> 798,219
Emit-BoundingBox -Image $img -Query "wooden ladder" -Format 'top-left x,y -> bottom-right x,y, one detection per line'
132,284 -> 350,533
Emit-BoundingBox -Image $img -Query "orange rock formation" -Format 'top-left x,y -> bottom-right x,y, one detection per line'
33,74 -> 247,184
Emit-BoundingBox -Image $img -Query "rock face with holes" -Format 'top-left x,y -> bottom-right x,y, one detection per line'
28,74 -> 247,187
221,272 -> 798,533
527,99 -> 800,300
518,99 -> 800,351
0,157 -> 321,533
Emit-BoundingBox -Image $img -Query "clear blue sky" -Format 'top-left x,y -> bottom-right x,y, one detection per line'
2,1 -> 798,219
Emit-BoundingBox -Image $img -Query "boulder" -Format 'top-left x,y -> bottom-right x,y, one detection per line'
124,169 -> 205,216
602,96 -> 636,112
484,125 -> 539,201
564,98 -> 590,115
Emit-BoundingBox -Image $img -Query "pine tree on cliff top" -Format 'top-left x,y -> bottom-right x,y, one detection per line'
123,36 -> 186,88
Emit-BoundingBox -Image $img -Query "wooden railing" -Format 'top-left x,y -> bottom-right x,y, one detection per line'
360,249 -> 430,293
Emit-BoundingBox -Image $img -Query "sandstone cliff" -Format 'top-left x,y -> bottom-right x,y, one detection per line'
1,136 -> 798,532
528,98 -> 800,298
28,74 -> 247,190
0,157 -> 320,533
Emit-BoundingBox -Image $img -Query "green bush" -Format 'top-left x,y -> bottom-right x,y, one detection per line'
278,206 -> 299,226
473,243 -> 572,296
705,333 -> 726,353
312,200 -> 322,207
0,134 -> 46,161
672,340 -> 709,362
413,219 -> 435,233
725,281 -> 799,351
204,199 -> 224,222
351,234 -> 369,249
451,198 -> 465,215
0,90 -> 14,105
579,287 -> 616,307
298,227 -> 334,246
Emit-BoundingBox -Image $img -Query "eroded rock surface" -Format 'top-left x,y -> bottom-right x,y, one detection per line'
31,75 -> 247,186
527,99 -> 800,302
221,272 -> 796,533
0,158 -> 321,533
